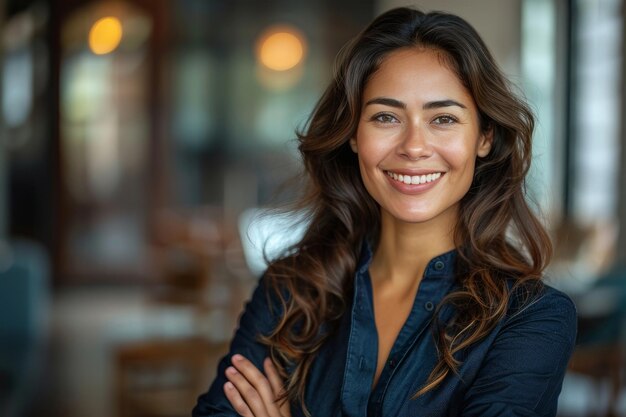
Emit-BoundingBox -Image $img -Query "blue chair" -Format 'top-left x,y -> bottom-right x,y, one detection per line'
0,240 -> 50,417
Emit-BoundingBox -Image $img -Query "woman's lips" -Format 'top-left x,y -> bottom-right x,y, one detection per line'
385,170 -> 443,185
384,170 -> 445,194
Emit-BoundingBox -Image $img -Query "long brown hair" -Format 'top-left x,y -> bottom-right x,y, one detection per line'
259,7 -> 552,414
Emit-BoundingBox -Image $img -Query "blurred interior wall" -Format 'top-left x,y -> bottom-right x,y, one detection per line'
0,0 -> 6,239
618,21 -> 626,264
376,0 -> 522,77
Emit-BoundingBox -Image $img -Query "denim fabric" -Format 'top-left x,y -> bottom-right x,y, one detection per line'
193,244 -> 577,417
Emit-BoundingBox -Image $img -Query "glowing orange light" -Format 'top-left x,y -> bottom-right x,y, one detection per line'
89,17 -> 123,55
257,27 -> 305,71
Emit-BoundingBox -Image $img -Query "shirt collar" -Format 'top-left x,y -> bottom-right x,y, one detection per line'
356,239 -> 457,281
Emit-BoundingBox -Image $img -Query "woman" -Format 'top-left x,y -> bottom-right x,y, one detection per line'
193,7 -> 577,417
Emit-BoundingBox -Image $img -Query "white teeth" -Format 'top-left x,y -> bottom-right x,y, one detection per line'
387,171 -> 442,185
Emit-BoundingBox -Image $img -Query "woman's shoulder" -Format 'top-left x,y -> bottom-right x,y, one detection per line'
507,278 -> 577,312
503,278 -> 578,343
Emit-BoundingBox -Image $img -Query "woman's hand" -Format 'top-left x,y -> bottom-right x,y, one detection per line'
223,354 -> 292,417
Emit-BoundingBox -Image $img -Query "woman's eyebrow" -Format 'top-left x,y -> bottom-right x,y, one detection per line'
423,99 -> 467,110
364,97 -> 406,109
364,97 -> 467,110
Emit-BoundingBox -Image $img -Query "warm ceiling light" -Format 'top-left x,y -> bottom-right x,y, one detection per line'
257,27 -> 305,71
89,17 -> 123,55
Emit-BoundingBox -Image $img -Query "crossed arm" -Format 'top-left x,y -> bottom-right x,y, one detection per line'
222,354 -> 291,417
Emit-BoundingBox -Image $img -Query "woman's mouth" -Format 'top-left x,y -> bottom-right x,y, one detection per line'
385,170 -> 443,185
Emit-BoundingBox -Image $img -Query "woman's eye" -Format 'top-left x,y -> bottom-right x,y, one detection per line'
372,113 -> 399,124
432,115 -> 457,125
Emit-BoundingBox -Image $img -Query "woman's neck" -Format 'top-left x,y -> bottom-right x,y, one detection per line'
369,210 -> 456,289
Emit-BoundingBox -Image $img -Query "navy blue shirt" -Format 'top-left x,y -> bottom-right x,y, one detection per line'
193,245 -> 577,416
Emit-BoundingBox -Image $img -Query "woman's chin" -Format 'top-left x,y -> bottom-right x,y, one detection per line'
381,203 -> 459,227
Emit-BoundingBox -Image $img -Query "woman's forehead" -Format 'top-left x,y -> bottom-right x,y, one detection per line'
362,48 -> 473,107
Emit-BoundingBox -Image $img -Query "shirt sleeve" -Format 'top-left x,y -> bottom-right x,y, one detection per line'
192,275 -> 281,416
461,287 -> 577,417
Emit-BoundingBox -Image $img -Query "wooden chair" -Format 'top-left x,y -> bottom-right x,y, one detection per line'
566,305 -> 625,417
567,343 -> 623,417
114,208 -> 247,417
115,337 -> 229,417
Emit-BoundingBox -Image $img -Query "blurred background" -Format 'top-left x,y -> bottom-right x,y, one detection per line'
0,0 -> 625,416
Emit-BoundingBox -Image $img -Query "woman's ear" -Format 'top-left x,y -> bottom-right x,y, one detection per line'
349,137 -> 358,153
477,127 -> 493,158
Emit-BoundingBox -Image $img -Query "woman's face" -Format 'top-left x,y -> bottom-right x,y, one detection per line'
350,47 -> 492,227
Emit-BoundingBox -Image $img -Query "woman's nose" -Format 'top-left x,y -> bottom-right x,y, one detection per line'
398,124 -> 433,160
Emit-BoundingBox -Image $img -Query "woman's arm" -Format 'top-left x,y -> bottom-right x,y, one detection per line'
192,276 -> 281,416
461,287 -> 577,417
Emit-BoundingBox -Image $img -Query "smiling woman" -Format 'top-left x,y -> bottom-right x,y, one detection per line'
193,7 -> 576,417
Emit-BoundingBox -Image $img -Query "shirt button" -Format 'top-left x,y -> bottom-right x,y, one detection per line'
434,260 -> 445,271
425,301 -> 434,311
388,359 -> 396,368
